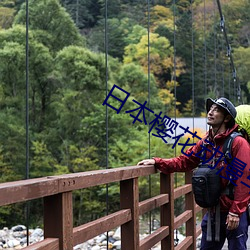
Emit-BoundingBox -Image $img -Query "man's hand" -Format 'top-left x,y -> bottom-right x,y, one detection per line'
137,159 -> 155,166
226,213 -> 240,230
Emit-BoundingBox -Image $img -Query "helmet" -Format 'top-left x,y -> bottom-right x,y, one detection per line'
206,97 -> 237,119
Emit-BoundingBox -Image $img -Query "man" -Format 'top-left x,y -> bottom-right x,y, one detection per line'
138,97 -> 250,250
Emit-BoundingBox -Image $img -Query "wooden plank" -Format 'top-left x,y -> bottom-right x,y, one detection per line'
174,236 -> 193,250
174,184 -> 192,199
161,173 -> 174,250
195,204 -> 203,213
73,209 -> 131,245
185,172 -> 196,250
44,192 -> 73,250
120,178 -> 140,250
0,166 -> 156,206
22,238 -> 59,250
196,226 -> 202,237
0,177 -> 59,206
140,226 -> 169,250
58,165 -> 156,192
174,210 -> 192,229
139,194 -> 169,215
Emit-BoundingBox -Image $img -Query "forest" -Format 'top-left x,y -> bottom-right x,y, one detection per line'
0,0 -> 249,228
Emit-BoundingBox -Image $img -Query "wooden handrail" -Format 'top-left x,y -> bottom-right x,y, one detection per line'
0,165 -> 203,250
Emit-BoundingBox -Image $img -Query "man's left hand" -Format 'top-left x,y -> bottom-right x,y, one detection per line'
226,213 -> 240,230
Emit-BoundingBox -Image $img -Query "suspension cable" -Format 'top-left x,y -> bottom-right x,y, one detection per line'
25,0 -> 30,245
173,0 -> 179,245
147,0 -> 152,234
191,0 -> 195,128
213,0 -> 217,96
216,0 -> 242,104
104,0 -> 109,248
203,0 -> 207,99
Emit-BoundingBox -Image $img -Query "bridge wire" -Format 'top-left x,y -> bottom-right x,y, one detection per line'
25,0 -> 30,245
203,0 -> 207,99
104,0 -> 109,248
191,1 -> 195,133
172,0 -> 179,245
147,0 -> 152,234
213,0 -> 217,97
215,0 -> 242,104
203,0 -> 209,134
219,34 -> 225,96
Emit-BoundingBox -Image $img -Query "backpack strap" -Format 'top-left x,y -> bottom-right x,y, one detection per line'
207,132 -> 241,242
222,131 -> 242,163
222,132 -> 243,200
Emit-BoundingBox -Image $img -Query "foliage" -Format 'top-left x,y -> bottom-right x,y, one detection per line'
0,0 -> 249,228
0,6 -> 15,29
14,0 -> 84,52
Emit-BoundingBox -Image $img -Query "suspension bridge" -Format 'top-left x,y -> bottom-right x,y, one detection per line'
0,0 -> 248,249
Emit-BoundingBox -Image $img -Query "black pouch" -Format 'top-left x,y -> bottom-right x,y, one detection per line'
192,164 -> 221,208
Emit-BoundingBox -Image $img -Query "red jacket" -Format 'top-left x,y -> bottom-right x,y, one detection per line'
154,124 -> 250,216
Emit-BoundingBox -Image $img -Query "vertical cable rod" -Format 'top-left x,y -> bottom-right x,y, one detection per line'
172,0 -> 178,245
203,0 -> 207,99
191,1 -> 195,131
25,0 -> 30,245
213,0 -> 217,96
147,0 -> 152,234
215,0 -> 242,103
104,0 -> 109,248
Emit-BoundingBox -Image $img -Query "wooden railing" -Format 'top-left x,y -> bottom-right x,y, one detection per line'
0,165 -> 203,250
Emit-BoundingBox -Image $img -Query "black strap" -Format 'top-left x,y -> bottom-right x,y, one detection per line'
204,132 -> 242,242
222,132 -> 242,163
223,132 -> 243,200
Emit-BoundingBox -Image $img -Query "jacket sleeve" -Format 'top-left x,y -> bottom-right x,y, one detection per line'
153,140 -> 202,174
229,136 -> 250,215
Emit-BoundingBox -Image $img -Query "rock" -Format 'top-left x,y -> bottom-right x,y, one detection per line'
113,227 -> 120,240
0,224 -> 187,249
30,228 -> 43,238
91,245 -> 101,250
11,226 -> 26,232
113,240 -> 121,249
95,234 -> 106,243
0,230 -> 7,238
108,236 -> 116,243
7,239 -> 20,247
107,231 -> 114,237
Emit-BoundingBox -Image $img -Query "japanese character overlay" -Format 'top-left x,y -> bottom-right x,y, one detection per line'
125,100 -> 154,125
152,116 -> 180,144
178,138 -> 196,156
148,111 -> 163,133
102,84 -> 130,114
102,85 -> 248,190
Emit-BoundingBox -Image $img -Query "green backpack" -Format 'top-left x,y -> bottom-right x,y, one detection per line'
223,105 -> 250,162
235,105 -> 250,141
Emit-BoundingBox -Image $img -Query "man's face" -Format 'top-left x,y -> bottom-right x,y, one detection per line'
207,104 -> 226,127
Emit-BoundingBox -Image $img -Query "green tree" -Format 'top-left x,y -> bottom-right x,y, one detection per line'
0,6 -> 15,29
14,0 -> 84,52
61,0 -> 101,28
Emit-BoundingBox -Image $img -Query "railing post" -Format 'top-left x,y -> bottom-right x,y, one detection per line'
44,192 -> 73,250
161,173 -> 174,250
120,178 -> 139,250
185,171 -> 196,250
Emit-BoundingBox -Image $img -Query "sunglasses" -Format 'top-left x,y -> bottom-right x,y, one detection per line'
215,99 -> 228,108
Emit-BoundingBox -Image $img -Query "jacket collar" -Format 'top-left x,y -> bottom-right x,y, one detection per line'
207,124 -> 239,144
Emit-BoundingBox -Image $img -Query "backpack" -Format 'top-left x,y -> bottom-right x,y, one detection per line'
192,132 -> 241,208
192,104 -> 250,208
